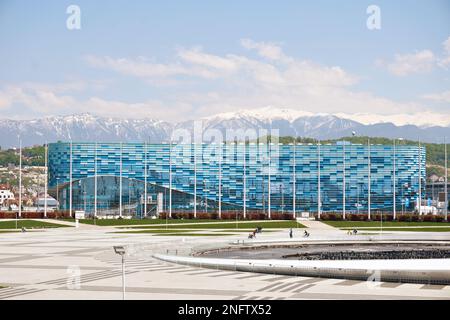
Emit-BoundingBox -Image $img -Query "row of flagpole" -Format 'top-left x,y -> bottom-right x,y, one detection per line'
57,140 -> 445,219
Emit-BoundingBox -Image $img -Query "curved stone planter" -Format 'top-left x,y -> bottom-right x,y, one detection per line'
154,253 -> 450,285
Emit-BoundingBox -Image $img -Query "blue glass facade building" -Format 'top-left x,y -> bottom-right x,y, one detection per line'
48,142 -> 426,216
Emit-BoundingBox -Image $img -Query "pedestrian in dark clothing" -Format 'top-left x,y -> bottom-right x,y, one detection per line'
289,228 -> 293,238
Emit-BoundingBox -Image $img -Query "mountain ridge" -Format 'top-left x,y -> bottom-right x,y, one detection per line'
1,108 -> 449,148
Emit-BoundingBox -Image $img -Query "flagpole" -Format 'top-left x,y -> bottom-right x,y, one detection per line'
343,141 -> 346,219
368,138 -> 371,220
292,141 -> 296,219
418,139 -> 422,215
318,140 -> 321,218
268,142 -> 271,219
393,139 -> 397,220
144,142 -> 147,218
94,142 -> 98,218
169,141 -> 172,218
445,137 -> 448,221
119,142 -> 123,218
69,141 -> 73,217
243,141 -> 247,219
44,141 -> 48,218
218,142 -> 222,219
18,136 -> 22,218
194,142 -> 197,218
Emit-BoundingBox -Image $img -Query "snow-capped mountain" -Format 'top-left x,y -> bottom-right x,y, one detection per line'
0,113 -> 172,148
1,107 -> 449,148
176,107 -> 361,139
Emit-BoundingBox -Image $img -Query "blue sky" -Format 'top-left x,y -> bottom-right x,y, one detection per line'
0,0 -> 449,126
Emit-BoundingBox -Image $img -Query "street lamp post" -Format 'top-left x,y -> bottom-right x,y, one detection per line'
113,246 -> 126,300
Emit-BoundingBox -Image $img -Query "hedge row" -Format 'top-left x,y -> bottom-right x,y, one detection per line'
158,211 -> 295,220
0,211 -> 72,219
316,213 -> 448,222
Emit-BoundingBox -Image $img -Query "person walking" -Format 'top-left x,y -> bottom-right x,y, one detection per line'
289,228 -> 293,238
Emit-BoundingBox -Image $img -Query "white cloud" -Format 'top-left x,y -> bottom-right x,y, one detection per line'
85,97 -> 177,119
1,82 -> 449,126
336,111 -> 450,127
444,37 -> 450,54
240,39 -> 287,61
384,50 -> 435,76
177,48 -> 238,72
380,36 -> 450,74
0,85 -> 180,120
85,44 -> 357,89
2,39 -> 449,125
85,51 -> 227,79
438,36 -> 450,68
422,90 -> 450,103
0,86 -> 76,114
86,55 -> 192,78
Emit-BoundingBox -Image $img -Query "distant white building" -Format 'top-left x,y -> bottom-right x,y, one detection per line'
0,189 -> 14,205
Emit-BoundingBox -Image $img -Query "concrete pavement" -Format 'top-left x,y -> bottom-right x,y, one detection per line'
0,224 -> 449,299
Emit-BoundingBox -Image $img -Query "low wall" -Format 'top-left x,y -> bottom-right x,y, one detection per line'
154,253 -> 450,285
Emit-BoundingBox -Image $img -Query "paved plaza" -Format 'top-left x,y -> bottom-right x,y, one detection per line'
0,221 -> 449,300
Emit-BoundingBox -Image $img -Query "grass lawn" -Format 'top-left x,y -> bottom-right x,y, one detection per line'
211,229 -> 277,232
114,229 -> 196,234
116,230 -> 237,236
0,220 -> 70,229
354,227 -> 450,232
323,221 -> 450,228
61,218 -> 305,228
63,218 -> 249,226
160,233 -> 237,236
118,220 -> 304,229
